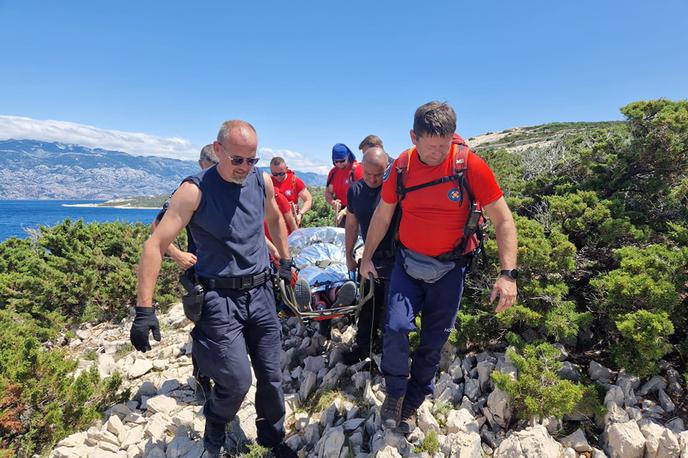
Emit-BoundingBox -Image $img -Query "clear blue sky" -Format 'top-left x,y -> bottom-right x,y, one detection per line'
1,0 -> 686,161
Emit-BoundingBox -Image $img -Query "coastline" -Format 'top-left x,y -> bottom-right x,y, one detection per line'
62,203 -> 159,210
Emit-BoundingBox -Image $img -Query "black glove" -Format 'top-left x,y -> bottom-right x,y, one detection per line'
130,306 -> 161,352
278,258 -> 294,284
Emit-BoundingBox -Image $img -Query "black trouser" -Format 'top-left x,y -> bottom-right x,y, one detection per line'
191,283 -> 284,447
355,259 -> 392,350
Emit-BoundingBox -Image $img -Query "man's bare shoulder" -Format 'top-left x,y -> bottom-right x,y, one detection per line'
168,181 -> 202,212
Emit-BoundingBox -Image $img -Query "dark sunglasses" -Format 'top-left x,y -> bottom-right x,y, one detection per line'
227,155 -> 260,166
334,159 -> 346,164
272,171 -> 286,177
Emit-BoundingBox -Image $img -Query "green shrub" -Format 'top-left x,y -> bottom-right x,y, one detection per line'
414,429 -> 440,454
612,310 -> 674,377
492,343 -> 587,422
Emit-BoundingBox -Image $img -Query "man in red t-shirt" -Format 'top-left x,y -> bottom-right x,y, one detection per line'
265,189 -> 298,260
269,157 -> 313,226
360,102 -> 518,433
325,143 -> 363,227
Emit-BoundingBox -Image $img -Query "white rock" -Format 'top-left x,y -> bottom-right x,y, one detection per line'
56,431 -> 87,448
98,353 -> 118,378
559,428 -> 591,452
446,408 -> 479,435
104,414 -> 125,439
51,446 -> 90,458
146,395 -> 178,416
128,359 -> 153,379
679,431 -> 688,458
639,419 -> 681,458
120,424 -> 144,449
605,420 -> 646,458
494,425 -> 564,458
375,445 -> 402,458
604,386 -> 625,407
446,430 -> 482,458
417,402 -> 440,434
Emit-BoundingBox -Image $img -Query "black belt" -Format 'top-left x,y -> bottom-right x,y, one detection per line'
199,270 -> 271,291
400,242 -> 471,265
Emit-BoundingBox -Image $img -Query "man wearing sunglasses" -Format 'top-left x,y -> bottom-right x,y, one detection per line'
269,156 -> 313,226
130,120 -> 297,458
325,143 -> 363,227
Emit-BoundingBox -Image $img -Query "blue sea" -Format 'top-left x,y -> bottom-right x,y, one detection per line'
0,200 -> 160,241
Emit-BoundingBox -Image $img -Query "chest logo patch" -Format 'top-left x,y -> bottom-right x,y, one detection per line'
448,187 -> 463,203
285,189 -> 292,196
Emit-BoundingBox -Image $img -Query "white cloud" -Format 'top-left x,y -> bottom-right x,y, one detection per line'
0,115 -> 330,174
0,115 -> 198,160
257,147 -> 331,175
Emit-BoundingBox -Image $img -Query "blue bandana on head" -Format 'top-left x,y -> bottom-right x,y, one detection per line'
332,143 -> 356,165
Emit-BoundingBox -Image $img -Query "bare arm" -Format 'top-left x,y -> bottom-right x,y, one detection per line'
137,182 -> 201,307
151,218 -> 197,269
325,184 -> 340,209
298,187 -> 313,215
266,237 -> 280,260
344,209 -> 359,272
283,208 -> 298,234
360,200 -> 397,279
483,197 -> 518,312
264,173 -> 290,259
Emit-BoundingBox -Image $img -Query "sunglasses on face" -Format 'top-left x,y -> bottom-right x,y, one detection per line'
272,171 -> 286,177
227,155 -> 260,166
334,159 -> 346,164
218,142 -> 260,166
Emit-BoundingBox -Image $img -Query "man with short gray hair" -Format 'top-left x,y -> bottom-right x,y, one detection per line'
131,120 -> 297,458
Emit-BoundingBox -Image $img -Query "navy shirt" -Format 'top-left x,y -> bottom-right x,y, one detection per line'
346,180 -> 397,261
184,166 -> 269,278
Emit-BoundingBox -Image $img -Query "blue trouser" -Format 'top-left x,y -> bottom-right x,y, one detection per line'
191,283 -> 284,447
382,254 -> 468,410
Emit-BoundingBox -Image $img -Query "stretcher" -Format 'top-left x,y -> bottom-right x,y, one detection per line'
278,227 -> 374,323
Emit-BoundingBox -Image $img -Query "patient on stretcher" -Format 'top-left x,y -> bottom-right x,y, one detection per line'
287,227 -> 361,313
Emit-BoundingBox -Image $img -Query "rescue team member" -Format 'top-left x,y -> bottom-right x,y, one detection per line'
130,120 -> 298,458
269,156 -> 313,225
325,143 -> 363,227
151,143 -> 218,402
360,102 -> 518,433
342,146 -> 396,364
265,189 -> 298,261
358,134 -> 384,154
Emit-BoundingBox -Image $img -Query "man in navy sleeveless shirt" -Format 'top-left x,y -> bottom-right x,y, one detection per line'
343,146 -> 397,364
130,120 -> 297,458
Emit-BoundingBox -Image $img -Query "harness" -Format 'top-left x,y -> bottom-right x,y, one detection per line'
395,138 -> 487,263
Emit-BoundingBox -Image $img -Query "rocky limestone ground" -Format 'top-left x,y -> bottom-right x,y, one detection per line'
50,303 -> 688,458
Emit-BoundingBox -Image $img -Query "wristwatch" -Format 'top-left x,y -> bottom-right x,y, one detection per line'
500,269 -> 519,280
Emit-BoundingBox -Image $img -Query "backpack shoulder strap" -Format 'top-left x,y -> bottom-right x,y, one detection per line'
395,149 -> 412,200
326,168 -> 335,187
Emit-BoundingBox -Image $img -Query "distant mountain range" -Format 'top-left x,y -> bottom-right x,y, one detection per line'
0,140 -> 327,199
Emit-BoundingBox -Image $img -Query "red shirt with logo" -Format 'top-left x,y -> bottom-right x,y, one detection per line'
271,170 -> 306,205
381,147 -> 502,256
264,190 -> 294,242
328,161 -> 363,206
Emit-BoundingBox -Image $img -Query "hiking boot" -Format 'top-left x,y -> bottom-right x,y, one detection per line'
341,345 -> 367,365
332,280 -> 356,306
398,402 -> 418,434
380,394 -> 404,429
271,442 -> 298,458
293,277 -> 312,312
202,420 -> 226,457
